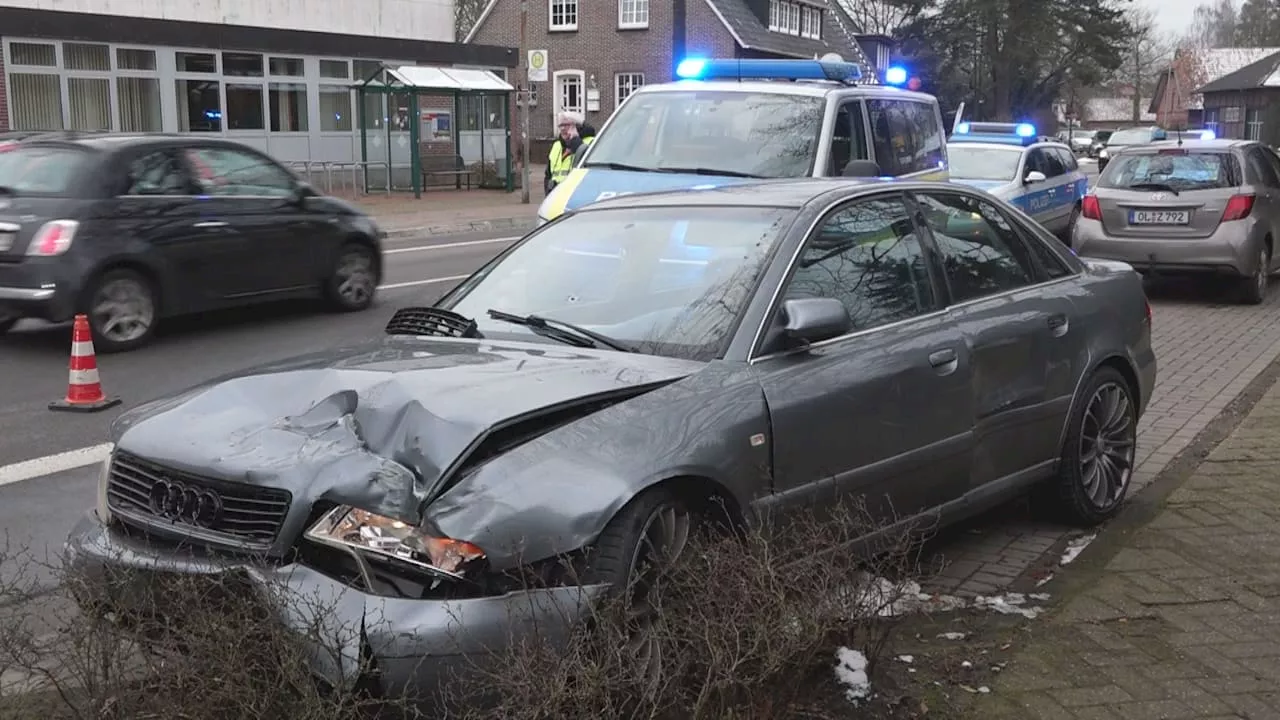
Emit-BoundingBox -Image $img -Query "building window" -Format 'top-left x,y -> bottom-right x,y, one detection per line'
768,0 -> 807,36
1247,108 -> 1263,141
116,48 -> 156,71
319,59 -> 350,79
269,83 -> 308,132
553,69 -> 585,119
118,77 -> 162,132
176,51 -> 217,74
269,57 -> 304,77
63,43 -> 109,72
550,0 -> 578,31
176,79 -> 222,132
619,0 -> 649,28
518,83 -> 539,107
6,41 -> 62,130
68,77 -> 111,131
615,73 -> 644,108
1204,108 -> 1219,136
319,86 -> 353,132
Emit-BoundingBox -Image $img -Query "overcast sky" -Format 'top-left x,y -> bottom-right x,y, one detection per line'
1140,0 -> 1200,37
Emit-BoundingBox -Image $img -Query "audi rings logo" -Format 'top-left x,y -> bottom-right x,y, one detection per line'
148,480 -> 223,528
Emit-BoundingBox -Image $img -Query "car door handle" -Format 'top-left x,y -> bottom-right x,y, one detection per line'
928,348 -> 958,374
1048,313 -> 1069,337
193,221 -> 228,228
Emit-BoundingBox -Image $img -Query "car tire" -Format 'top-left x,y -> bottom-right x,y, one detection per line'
85,268 -> 158,353
1239,243 -> 1270,305
324,242 -> 379,312
1031,365 -> 1137,526
1062,203 -> 1081,244
583,487 -> 694,684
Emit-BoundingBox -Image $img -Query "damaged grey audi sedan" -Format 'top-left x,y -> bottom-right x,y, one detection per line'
66,178 -> 1156,699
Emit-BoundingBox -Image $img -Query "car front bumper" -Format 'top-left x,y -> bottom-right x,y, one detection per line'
64,512 -> 604,702
1072,218 -> 1258,276
0,258 -> 79,322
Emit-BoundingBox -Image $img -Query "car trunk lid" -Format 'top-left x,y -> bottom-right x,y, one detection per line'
0,143 -> 95,262
0,195 -> 78,262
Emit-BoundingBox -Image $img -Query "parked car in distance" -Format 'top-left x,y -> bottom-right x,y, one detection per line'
1089,130 -> 1114,158
1074,138 -> 1280,304
1097,126 -> 1167,171
1062,129 -> 1096,156
67,177 -> 1156,701
0,134 -> 384,351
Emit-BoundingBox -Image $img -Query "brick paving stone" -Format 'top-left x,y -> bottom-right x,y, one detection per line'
962,380 -> 1280,718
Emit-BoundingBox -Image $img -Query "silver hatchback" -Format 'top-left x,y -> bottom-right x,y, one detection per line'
1072,139 -> 1280,304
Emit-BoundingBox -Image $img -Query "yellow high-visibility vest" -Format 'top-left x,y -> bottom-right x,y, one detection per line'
549,137 -> 594,184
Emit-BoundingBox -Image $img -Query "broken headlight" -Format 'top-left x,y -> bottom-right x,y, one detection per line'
304,506 -> 486,580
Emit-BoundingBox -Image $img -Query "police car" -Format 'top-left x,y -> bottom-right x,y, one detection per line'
946,121 -> 1090,238
537,57 -> 950,224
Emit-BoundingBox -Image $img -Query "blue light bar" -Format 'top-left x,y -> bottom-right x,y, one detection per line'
950,121 -> 1039,145
950,133 -> 1036,146
1200,128 -> 1216,140
885,66 -> 908,85
674,57 -> 863,83
1015,122 -> 1036,137
955,122 -> 971,134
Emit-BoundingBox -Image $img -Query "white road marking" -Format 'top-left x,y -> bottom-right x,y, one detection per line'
378,274 -> 469,290
0,443 -> 112,488
384,236 -> 518,255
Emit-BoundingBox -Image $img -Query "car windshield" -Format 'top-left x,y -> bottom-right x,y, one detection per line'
946,146 -> 1023,181
440,206 -> 796,361
1107,128 -> 1153,145
1099,151 -> 1238,191
0,145 -> 91,194
1070,130 -> 1096,139
583,90 -> 824,178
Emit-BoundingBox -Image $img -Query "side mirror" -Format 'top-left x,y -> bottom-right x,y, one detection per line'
842,159 -> 882,178
780,298 -> 852,346
1024,170 -> 1047,184
288,181 -> 314,205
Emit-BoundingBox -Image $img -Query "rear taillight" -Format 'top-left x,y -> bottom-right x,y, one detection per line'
1081,194 -> 1101,220
1222,194 -> 1255,222
26,220 -> 79,256
0,141 -> 15,153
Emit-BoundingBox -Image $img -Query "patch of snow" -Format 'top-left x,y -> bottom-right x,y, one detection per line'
961,660 -> 972,668
840,574 -> 1049,621
896,655 -> 913,663
1060,533 -> 1097,566
937,631 -> 967,640
1035,573 -> 1054,587
973,593 -> 1045,619
978,686 -> 991,693
834,647 -> 871,705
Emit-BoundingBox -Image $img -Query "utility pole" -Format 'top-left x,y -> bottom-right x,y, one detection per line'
519,0 -> 531,204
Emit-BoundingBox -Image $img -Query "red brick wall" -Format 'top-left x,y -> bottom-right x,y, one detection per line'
470,0 -> 736,141
0,37 -> 9,131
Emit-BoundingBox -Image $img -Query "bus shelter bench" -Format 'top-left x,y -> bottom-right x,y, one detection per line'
422,155 -> 475,190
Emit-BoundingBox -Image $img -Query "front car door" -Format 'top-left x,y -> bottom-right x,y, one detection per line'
753,191 -> 974,525
909,188 -> 1085,495
1022,147 -> 1070,231
181,144 -> 322,296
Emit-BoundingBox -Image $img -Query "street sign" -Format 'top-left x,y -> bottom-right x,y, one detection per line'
528,50 -> 548,82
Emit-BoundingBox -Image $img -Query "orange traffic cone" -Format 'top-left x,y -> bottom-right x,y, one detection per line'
49,314 -> 121,413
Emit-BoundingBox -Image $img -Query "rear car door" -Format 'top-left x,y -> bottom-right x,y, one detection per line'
108,147 -> 238,312
754,191 -> 973,523
910,188 -> 1081,492
181,145 -> 324,295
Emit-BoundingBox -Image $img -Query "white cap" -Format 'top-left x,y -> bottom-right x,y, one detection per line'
556,110 -> 584,126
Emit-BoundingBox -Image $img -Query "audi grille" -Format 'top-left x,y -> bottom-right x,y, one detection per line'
105,451 -> 292,551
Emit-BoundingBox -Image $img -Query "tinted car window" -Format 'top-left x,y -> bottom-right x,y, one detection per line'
583,91 -> 824,178
829,100 -> 870,175
442,206 -> 796,361
785,194 -> 937,331
867,99 -> 945,175
183,147 -> 296,196
1055,148 -> 1078,172
0,145 -> 92,195
1100,151 -> 1240,191
125,150 -> 191,195
914,191 -> 1039,302
1247,147 -> 1280,187
1040,148 -> 1066,177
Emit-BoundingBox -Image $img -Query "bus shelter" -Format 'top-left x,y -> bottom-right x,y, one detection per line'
356,64 -> 514,198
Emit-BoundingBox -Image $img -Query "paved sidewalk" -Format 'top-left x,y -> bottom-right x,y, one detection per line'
346,164 -> 546,238
969,374 -> 1280,719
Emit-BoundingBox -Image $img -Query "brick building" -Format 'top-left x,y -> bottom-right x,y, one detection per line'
465,0 -> 890,148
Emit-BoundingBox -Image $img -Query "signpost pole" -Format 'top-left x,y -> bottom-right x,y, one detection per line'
519,1 -> 531,204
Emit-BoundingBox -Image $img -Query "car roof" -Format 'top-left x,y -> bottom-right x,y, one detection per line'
633,79 -> 939,103
15,132 -> 262,153
1124,138 -> 1252,152
578,178 -> 961,213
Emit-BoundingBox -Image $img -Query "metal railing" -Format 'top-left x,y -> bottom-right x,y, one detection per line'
283,161 -> 393,197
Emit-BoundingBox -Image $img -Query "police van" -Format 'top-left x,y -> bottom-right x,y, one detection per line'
537,57 -> 949,224
946,121 -> 1090,238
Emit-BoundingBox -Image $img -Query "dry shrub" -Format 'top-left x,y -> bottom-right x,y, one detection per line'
445,498 -> 938,720
0,542 -> 415,720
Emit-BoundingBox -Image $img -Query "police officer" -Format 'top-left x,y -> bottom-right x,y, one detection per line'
545,111 -> 594,194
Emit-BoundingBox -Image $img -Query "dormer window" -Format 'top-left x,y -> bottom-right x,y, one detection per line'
769,1 -> 821,40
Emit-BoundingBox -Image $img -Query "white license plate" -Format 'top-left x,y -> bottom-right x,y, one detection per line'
0,234 -> 12,252
1129,209 -> 1190,225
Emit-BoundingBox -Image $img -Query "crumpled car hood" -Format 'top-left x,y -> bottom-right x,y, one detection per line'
113,337 -> 704,525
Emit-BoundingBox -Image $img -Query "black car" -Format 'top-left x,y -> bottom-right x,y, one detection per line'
0,134 -> 384,351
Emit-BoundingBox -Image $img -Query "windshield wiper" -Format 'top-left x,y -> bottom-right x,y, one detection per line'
486,309 -> 637,353
583,161 -> 662,173
655,166 -> 767,178
1128,182 -> 1180,195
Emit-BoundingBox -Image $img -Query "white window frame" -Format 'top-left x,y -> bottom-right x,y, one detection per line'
618,0 -> 649,29
552,69 -> 585,122
549,0 -> 579,31
800,6 -> 822,39
615,72 -> 644,109
768,0 -> 808,36
768,0 -> 781,30
1246,108 -> 1264,141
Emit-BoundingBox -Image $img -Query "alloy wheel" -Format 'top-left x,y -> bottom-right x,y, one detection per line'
91,277 -> 154,344
1077,381 -> 1136,511
623,503 -> 691,689
335,251 -> 376,306
1257,246 -> 1270,297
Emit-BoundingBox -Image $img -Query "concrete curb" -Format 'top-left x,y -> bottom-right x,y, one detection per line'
383,215 -> 539,239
